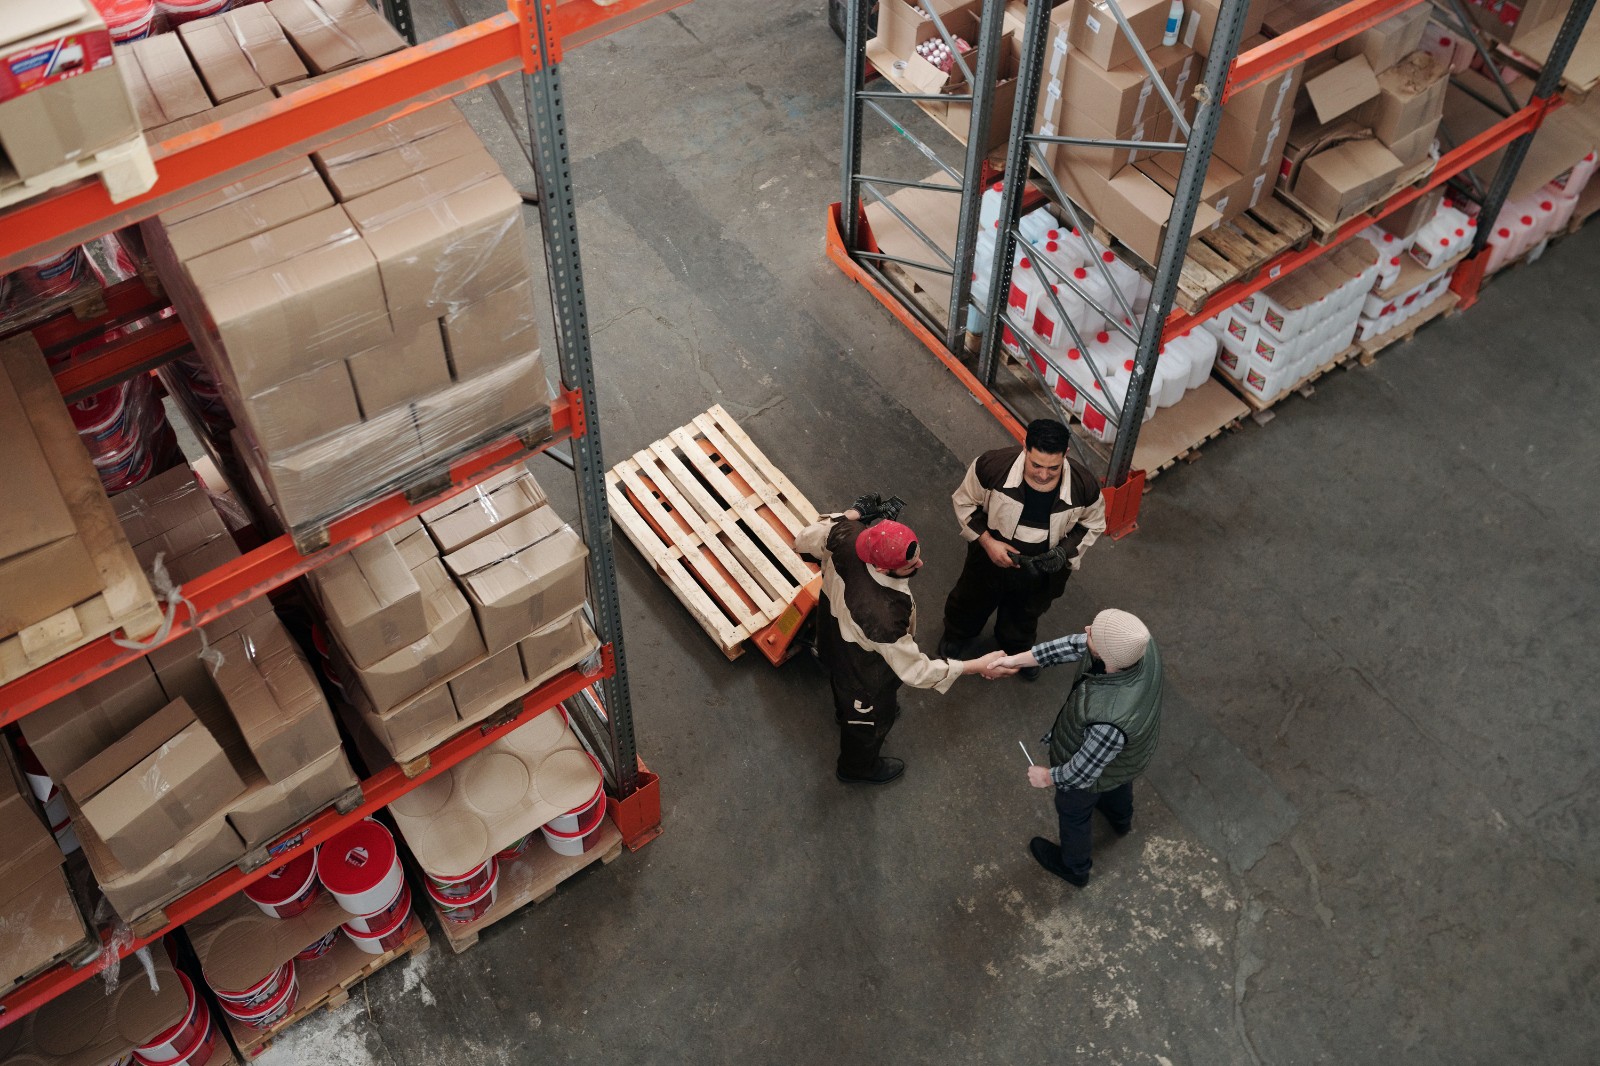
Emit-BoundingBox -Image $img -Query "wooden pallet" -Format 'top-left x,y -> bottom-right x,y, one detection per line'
1215,344 -> 1363,419
229,914 -> 430,1059
0,133 -> 156,212
1356,291 -> 1459,362
607,405 -> 822,662
429,817 -> 624,955
1279,156 -> 1436,243
1174,198 -> 1313,313
0,337 -> 164,686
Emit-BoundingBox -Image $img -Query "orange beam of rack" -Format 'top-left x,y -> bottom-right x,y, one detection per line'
1225,0 -> 1432,98
0,0 -> 689,272
0,653 -> 613,1030
1163,98 -> 1553,340
51,314 -> 190,403
0,394 -> 577,724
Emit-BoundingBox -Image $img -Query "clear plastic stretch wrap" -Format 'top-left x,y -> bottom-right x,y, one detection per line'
143,88 -> 552,532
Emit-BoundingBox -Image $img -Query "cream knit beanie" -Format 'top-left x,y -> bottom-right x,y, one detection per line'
1091,609 -> 1150,670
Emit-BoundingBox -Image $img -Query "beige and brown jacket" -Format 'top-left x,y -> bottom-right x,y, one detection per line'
952,445 -> 1106,570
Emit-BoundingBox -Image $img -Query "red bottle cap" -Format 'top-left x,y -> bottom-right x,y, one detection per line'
1019,257 -> 1031,268
1073,267 -> 1087,279
1096,331 -> 1110,343
1102,250 -> 1115,262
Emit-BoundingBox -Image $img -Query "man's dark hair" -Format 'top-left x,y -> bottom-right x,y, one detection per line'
1024,418 -> 1071,456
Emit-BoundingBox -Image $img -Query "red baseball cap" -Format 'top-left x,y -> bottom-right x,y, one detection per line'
855,520 -> 919,571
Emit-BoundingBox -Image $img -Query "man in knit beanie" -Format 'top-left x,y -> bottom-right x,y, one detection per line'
988,609 -> 1163,886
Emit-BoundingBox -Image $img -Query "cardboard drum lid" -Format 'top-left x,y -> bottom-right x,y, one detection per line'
535,748 -> 605,811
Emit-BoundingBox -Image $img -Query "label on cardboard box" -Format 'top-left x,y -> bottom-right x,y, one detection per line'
0,28 -> 114,104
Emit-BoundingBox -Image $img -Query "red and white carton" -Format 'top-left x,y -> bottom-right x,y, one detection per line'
427,864 -> 499,925
133,971 -> 211,1065
317,818 -> 403,916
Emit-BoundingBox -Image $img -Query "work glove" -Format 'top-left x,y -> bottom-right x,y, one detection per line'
1017,541 -> 1072,575
852,492 -> 906,525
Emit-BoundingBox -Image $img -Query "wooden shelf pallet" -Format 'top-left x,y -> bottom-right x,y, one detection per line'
1356,291 -> 1460,361
0,134 -> 156,213
1215,343 -> 1363,418
227,914 -> 430,1059
1279,156 -> 1437,243
428,817 -> 624,955
608,405 -> 822,664
1173,198 -> 1313,313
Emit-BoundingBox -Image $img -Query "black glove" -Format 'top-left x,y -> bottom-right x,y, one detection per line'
852,492 -> 906,525
1017,541 -> 1072,575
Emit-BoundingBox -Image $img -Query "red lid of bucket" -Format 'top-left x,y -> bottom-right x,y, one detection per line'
69,383 -> 129,435
93,0 -> 155,27
317,820 -> 396,897
136,971 -> 198,1053
246,851 -> 317,908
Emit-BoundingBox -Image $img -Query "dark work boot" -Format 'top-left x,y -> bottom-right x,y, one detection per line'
937,634 -> 966,660
1017,666 -> 1042,682
1029,837 -> 1089,887
837,757 -> 905,785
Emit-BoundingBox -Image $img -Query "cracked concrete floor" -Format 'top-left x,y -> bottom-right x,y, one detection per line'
257,2 -> 1598,1063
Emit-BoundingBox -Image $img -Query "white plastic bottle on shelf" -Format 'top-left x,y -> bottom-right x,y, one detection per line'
1149,349 -> 1188,408
1028,284 -> 1078,360
1038,234 -> 1085,278
1544,182 -> 1580,230
1087,327 -> 1135,381
1020,207 -> 1061,246
1067,264 -> 1115,323
1002,254 -> 1044,326
978,181 -> 1006,232
1531,195 -> 1567,238
1091,248 -> 1149,315
1564,150 -> 1599,196
1166,328 -> 1219,391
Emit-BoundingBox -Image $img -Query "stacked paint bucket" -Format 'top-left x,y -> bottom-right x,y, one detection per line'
16,736 -> 79,854
318,818 -> 415,955
93,0 -> 157,41
209,960 -> 298,1033
540,752 -> 608,857
131,971 -> 218,1066
156,0 -> 233,27
424,858 -> 499,925
67,374 -> 179,493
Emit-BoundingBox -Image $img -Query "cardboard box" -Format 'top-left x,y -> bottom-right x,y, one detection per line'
448,645 -> 526,720
443,506 -> 590,653
321,119 -> 486,202
1049,101 -> 1168,178
0,766 -> 60,905
393,515 -> 435,569
179,16 -> 267,102
312,101 -> 468,173
113,464 -> 221,545
421,469 -> 548,556
237,356 -> 363,454
1379,183 -> 1445,240
518,609 -> 601,689
130,33 -> 210,122
267,0 -> 406,73
225,745 -> 355,846
118,46 -> 162,131
187,205 -> 393,396
363,683 -> 457,757
1069,0 -> 1170,71
346,155 -> 529,332
132,509 -> 235,577
156,158 -> 318,227
1042,44 -> 1192,142
1050,151 -> 1223,264
351,558 -> 485,712
440,277 -> 541,381
0,948 -> 189,1066
388,706 -> 599,875
148,591 -> 275,716
258,403 -> 426,529
0,1 -> 136,180
1384,118 -> 1439,169
1292,137 -> 1402,223
1140,153 -> 1247,218
162,167 -> 334,263
1335,4 -> 1431,72
1359,51 -> 1448,144
874,0 -> 980,62
0,866 -> 88,995
64,698 -> 247,871
208,614 -> 341,783
71,789 -> 246,919
307,531 -> 428,668
163,525 -> 241,585
944,31 -> 1021,152
1181,0 -> 1267,55
411,350 -> 549,460
346,321 -> 453,417
1301,55 -> 1380,124
0,353 -> 100,636
222,3 -> 309,88
146,85 -> 273,142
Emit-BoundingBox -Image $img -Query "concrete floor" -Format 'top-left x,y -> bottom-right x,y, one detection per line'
257,2 -> 1599,1063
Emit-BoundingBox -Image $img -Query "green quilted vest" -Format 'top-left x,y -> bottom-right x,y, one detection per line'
1047,638 -> 1163,791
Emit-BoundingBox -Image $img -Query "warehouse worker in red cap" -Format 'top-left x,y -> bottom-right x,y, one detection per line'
989,608 -> 1162,886
795,499 -> 1005,785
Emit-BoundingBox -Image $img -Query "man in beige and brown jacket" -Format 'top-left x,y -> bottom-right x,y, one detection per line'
939,419 -> 1106,680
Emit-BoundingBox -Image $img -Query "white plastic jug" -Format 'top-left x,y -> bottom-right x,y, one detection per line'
1168,328 -> 1218,391
1150,348 -> 1188,408
1544,184 -> 1579,230
978,181 -> 1006,231
1564,150 -> 1599,196
1038,235 -> 1086,278
1091,248 -> 1148,315
1020,207 -> 1061,246
1066,265 -> 1116,323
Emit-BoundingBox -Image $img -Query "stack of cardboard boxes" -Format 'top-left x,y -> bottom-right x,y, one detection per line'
0,747 -> 92,998
135,1 -> 549,534
312,468 -> 598,763
1275,2 -> 1446,224
20,467 -> 357,921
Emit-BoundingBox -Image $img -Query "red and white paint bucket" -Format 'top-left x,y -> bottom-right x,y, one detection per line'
211,962 -> 290,1009
109,1055 -> 135,1066
14,738 -> 53,802
494,834 -> 533,862
426,863 -> 498,925
540,800 -> 607,858
317,819 -> 403,916
133,971 -> 213,1065
156,0 -> 231,26
245,850 -> 322,920
135,1015 -> 216,1066
342,905 -> 412,956
343,881 -> 412,935
220,966 -> 299,1031
18,247 -> 85,299
543,753 -> 605,834
424,859 -> 495,902
295,928 -> 339,962
93,0 -> 156,41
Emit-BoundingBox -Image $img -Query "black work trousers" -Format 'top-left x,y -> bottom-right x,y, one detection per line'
942,539 -> 1071,654
1054,782 -> 1134,877
816,595 -> 903,777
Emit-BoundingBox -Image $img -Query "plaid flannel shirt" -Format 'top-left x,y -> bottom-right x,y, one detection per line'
1033,633 -> 1126,790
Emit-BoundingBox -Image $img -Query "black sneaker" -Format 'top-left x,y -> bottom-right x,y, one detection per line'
1017,666 -> 1042,682
1107,820 -> 1132,837
937,635 -> 966,660
1029,837 -> 1089,887
837,757 -> 905,785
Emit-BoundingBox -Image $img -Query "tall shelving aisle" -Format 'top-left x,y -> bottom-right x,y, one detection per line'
0,0 -> 674,1049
